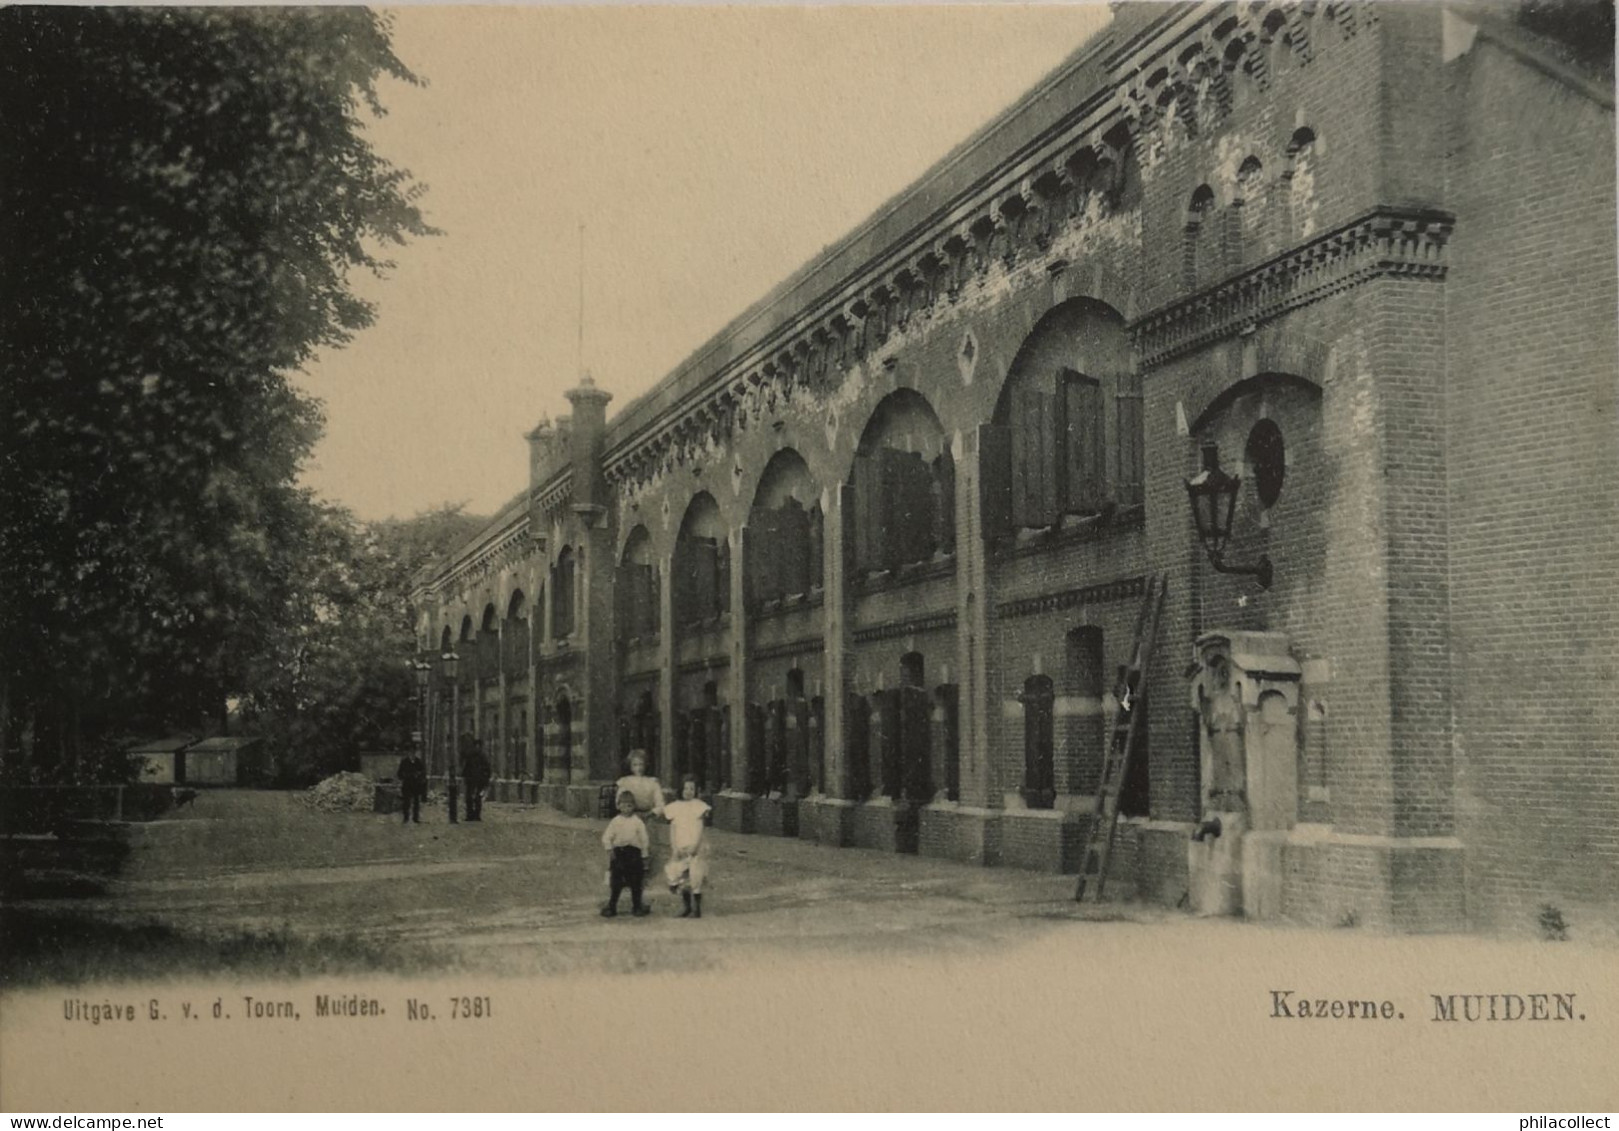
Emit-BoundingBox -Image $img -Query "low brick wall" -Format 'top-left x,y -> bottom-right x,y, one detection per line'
563,784 -> 600,819
713,792 -> 756,834
803,797 -> 855,847
752,796 -> 799,838
998,808 -> 1087,874
850,798 -> 919,854
1133,821 -> 1194,907
919,805 -> 1004,867
1279,830 -> 1466,933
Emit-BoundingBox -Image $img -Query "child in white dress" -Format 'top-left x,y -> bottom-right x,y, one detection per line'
662,774 -> 711,918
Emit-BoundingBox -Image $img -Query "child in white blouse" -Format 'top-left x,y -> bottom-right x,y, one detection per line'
600,790 -> 651,918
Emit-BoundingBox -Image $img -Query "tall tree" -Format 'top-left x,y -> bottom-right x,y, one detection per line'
240,501 -> 489,786
0,7 -> 436,779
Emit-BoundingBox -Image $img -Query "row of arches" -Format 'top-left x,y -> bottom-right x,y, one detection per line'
425,296 -> 1138,652
613,296 -> 1138,631
1183,126 -> 1319,288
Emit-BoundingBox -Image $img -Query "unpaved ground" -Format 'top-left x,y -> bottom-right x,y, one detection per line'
5,789 -> 1164,981
4,791 -> 1616,1110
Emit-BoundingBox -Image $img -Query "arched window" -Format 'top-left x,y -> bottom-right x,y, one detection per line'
503,590 -> 529,674
849,389 -> 953,574
675,494 -> 729,627
748,450 -> 821,609
553,548 -> 576,639
1065,627 -> 1105,795
1284,127 -> 1317,240
551,693 -> 573,780
1233,156 -> 1266,267
1022,674 -> 1056,809
1184,183 -> 1216,289
618,527 -> 658,639
984,299 -> 1135,535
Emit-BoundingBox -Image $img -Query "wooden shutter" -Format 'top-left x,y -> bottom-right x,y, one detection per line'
692,538 -> 717,620
1115,371 -> 1144,508
616,567 -> 632,636
745,509 -> 771,607
881,447 -> 934,568
877,689 -> 903,799
630,564 -> 653,636
933,453 -> 956,555
1012,386 -> 1058,528
899,685 -> 933,801
674,542 -> 697,625
808,505 -> 825,590
715,536 -> 730,615
1063,372 -> 1105,514
978,422 -> 1013,541
851,454 -> 884,573
781,501 -> 811,596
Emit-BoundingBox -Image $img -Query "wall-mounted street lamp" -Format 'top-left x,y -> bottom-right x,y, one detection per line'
1185,442 -> 1273,589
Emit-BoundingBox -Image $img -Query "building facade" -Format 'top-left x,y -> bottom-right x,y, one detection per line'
412,1 -> 1618,933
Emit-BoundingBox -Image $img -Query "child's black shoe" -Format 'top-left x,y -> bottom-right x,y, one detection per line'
600,905 -> 617,918
631,906 -> 651,917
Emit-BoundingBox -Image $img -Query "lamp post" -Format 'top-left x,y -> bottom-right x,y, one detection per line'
412,659 -> 431,767
441,650 -> 461,824
1185,442 -> 1273,589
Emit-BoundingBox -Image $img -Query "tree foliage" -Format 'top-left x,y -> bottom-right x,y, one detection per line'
1,7 -> 436,778
1514,0 -> 1616,81
243,502 -> 487,787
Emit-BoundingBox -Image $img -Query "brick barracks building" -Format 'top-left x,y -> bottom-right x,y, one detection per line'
411,2 -> 1617,932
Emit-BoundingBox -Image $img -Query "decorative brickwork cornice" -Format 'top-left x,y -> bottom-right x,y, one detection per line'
431,521 -> 537,599
1131,208 -> 1455,368
997,575 -> 1146,621
676,655 -> 731,676
533,472 -> 573,522
853,610 -> 958,645
597,2 -> 1385,504
751,636 -> 827,664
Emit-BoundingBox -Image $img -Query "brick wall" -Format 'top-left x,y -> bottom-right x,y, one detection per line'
1444,32 -> 1619,930
413,4 -> 1618,932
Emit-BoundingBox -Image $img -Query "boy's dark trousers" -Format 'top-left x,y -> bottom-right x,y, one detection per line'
608,846 -> 646,912
401,792 -> 421,823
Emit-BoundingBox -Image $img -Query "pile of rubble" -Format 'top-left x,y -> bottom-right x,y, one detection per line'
304,771 -> 378,813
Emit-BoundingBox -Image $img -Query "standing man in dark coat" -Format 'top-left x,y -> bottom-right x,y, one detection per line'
396,750 -> 427,824
462,736 -> 492,822
446,733 -> 461,825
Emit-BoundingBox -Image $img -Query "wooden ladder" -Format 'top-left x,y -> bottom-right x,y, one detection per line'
1074,574 -> 1166,903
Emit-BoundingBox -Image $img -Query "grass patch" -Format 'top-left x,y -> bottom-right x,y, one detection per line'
0,907 -> 455,987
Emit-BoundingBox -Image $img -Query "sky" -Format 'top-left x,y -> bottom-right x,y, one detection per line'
292,4 -> 1115,521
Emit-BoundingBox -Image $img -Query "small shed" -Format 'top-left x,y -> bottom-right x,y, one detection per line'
184,736 -> 266,786
131,736 -> 196,784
